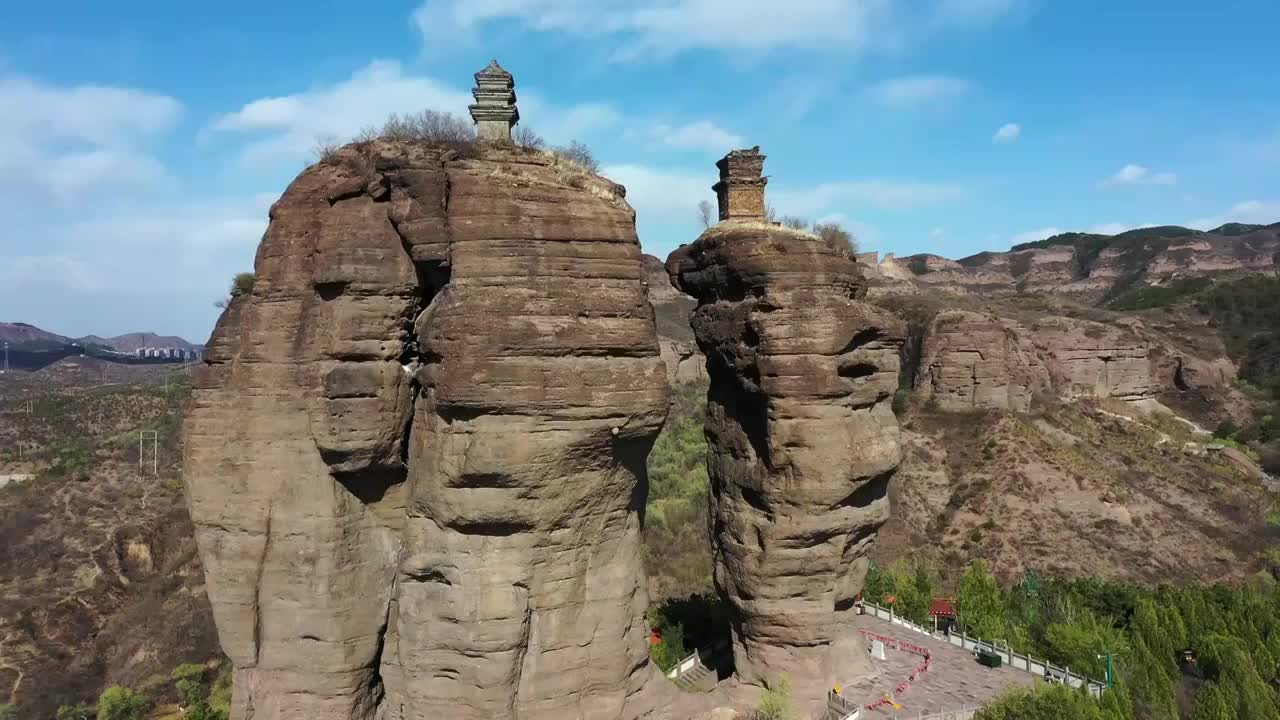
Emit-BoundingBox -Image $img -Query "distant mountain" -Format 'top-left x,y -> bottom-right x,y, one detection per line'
77,332 -> 201,353
0,322 -> 69,347
0,322 -> 203,371
858,222 -> 1280,298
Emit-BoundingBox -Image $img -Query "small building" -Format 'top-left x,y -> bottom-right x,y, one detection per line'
929,598 -> 957,634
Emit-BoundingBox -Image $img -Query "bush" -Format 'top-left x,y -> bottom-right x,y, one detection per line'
186,704 -> 229,720
172,662 -> 208,707
372,110 -> 476,144
230,272 -> 255,297
814,221 -> 858,256
779,215 -> 808,230
310,135 -> 342,162
514,125 -> 545,150
97,686 -> 149,720
1214,420 -> 1240,439
0,704 -> 15,720
55,705 -> 95,720
755,676 -> 792,720
553,140 -> 599,173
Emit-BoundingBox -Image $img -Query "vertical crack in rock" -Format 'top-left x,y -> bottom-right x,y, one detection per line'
667,147 -> 905,707
387,142 -> 670,720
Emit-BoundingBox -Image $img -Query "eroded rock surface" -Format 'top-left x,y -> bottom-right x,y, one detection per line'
666,223 -> 903,692
917,311 -> 1048,412
858,224 -> 1280,297
184,140 -> 669,720
914,312 -> 1165,410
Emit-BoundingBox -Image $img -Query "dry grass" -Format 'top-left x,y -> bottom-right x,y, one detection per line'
875,396 -> 1276,587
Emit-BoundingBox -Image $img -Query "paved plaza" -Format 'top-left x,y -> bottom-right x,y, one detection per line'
839,614 -> 1036,716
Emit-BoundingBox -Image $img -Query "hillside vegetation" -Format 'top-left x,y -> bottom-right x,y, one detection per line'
0,364 -> 221,719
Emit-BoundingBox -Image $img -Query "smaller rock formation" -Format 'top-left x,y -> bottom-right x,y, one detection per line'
1031,319 -> 1155,402
916,311 -> 1048,412
912,312 -> 1171,412
668,147 -> 903,703
643,254 -> 707,385
469,59 -> 519,141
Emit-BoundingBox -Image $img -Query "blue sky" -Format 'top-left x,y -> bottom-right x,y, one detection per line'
2,0 -> 1278,341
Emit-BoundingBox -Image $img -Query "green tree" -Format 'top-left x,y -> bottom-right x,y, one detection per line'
957,559 -> 1005,639
172,662 -> 209,707
96,686 -> 149,720
1190,682 -> 1232,720
0,703 -> 16,720
186,704 -> 229,720
56,704 -> 95,720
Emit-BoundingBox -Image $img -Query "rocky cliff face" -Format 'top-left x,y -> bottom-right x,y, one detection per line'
667,224 -> 903,692
642,254 -> 707,386
860,224 -> 1280,297
183,140 -> 670,720
917,311 -> 1048,412
916,312 -> 1177,411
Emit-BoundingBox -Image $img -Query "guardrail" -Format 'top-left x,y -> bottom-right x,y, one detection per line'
665,638 -> 729,691
826,689 -> 861,720
860,602 -> 1106,697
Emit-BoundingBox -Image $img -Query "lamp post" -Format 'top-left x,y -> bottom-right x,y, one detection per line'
1098,651 -> 1114,688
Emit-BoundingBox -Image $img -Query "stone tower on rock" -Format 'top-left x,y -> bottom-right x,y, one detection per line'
468,58 -> 519,141
668,147 -> 904,708
184,65 -> 673,720
712,146 -> 768,222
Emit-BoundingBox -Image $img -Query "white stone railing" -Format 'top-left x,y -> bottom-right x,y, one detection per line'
860,602 -> 1106,697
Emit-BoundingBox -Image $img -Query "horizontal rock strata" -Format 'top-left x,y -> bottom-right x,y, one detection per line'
667,223 -> 903,695
184,140 -> 670,720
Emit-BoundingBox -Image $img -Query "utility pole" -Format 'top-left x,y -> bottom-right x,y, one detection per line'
2,341 -> 8,374
139,430 -> 159,476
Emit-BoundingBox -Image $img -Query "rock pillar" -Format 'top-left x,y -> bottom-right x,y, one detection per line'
185,138 -> 670,720
667,149 -> 903,696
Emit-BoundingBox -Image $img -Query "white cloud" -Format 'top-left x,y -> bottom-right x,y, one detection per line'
1187,200 -> 1280,231
0,255 -> 101,293
413,0 -> 897,58
930,227 -> 946,238
602,164 -> 714,218
210,60 -> 472,165
933,0 -> 1023,26
651,121 -> 744,152
210,60 -> 628,164
1102,163 -> 1177,186
992,122 -> 1021,143
0,74 -> 182,146
0,73 -> 180,198
868,75 -> 969,108
773,178 -> 967,213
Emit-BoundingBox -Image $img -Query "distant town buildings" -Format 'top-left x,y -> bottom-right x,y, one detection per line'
135,347 -> 201,360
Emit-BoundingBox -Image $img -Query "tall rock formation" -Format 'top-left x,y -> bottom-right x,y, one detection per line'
184,63 -> 670,720
666,148 -> 903,693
